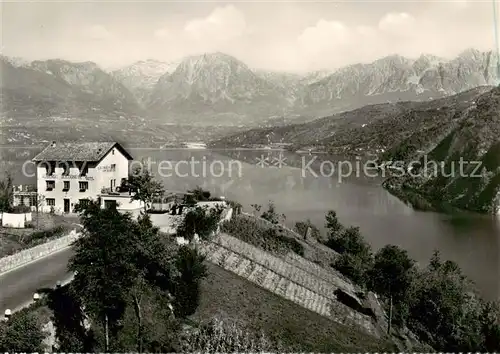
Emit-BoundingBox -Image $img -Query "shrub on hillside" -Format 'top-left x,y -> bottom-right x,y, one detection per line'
326,226 -> 371,259
177,317 -> 284,352
0,310 -> 46,352
220,215 -> 304,256
172,246 -> 208,318
294,219 -> 321,240
405,251 -> 500,351
325,210 -> 343,237
367,245 -> 415,304
23,224 -> 69,244
176,206 -> 223,241
260,202 -> 286,225
332,253 -> 368,285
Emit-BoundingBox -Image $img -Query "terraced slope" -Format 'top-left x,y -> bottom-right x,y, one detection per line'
199,233 -> 381,337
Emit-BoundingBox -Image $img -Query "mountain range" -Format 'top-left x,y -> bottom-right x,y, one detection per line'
1,48 -> 499,132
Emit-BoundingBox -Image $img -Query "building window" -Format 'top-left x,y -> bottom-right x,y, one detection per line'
112,149 -> 115,155
110,179 -> 116,191
46,198 -> 55,206
110,164 -> 116,171
63,181 -> 70,191
46,180 -> 55,191
80,164 -> 88,177
45,162 -> 56,176
61,163 -> 70,176
30,195 -> 37,207
79,181 -> 89,192
78,199 -> 89,208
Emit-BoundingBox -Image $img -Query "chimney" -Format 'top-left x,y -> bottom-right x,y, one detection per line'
51,141 -> 56,147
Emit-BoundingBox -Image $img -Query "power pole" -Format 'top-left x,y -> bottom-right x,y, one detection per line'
494,0 -> 500,85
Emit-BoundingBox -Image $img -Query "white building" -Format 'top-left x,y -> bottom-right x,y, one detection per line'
32,141 -> 143,214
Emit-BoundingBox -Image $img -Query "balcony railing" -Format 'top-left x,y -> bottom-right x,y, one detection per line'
41,174 -> 95,181
101,186 -> 134,196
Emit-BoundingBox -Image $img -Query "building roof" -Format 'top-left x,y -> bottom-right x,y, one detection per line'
32,141 -> 133,162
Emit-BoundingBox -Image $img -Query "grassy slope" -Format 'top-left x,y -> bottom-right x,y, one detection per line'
194,263 -> 395,351
196,214 -> 398,350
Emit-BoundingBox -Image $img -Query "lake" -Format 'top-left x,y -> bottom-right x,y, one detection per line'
3,147 -> 499,300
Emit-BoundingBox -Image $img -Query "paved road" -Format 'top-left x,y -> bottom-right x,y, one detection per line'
0,248 -> 74,313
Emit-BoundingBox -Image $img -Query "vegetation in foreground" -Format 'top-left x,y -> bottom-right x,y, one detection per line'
217,199 -> 500,351
1,181 -> 499,351
317,210 -> 500,351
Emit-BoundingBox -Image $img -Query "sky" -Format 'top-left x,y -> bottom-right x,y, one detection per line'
1,0 -> 499,73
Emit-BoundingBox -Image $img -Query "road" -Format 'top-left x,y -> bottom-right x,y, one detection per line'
0,248 -> 74,313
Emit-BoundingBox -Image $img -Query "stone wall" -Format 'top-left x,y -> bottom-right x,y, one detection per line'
0,229 -> 81,275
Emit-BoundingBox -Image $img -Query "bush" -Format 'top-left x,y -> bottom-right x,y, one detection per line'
177,318 -> 284,352
332,253 -> 367,285
326,226 -> 371,258
260,202 -> 285,225
294,219 -> 321,240
176,206 -> 223,241
24,224 -> 68,244
325,210 -> 343,237
185,186 -> 213,203
11,205 -> 31,213
220,215 -> 304,256
0,310 -> 46,352
366,245 -> 415,304
404,251 -> 500,351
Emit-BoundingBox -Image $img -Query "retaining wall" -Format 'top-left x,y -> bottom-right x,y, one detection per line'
0,229 -> 81,275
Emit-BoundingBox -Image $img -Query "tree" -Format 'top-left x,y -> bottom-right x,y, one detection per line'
326,226 -> 370,257
333,252 -> 367,285
129,213 -> 176,353
479,300 -> 500,351
70,201 -> 177,352
366,245 -> 415,332
69,200 -> 143,351
176,205 -> 223,241
172,246 -> 207,318
367,245 -> 415,302
38,284 -> 95,352
406,251 -> 480,350
0,310 -> 46,352
325,210 -> 343,236
0,173 -> 13,212
128,164 -> 165,211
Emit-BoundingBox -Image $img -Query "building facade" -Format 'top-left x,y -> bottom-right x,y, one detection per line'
32,141 -> 142,214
